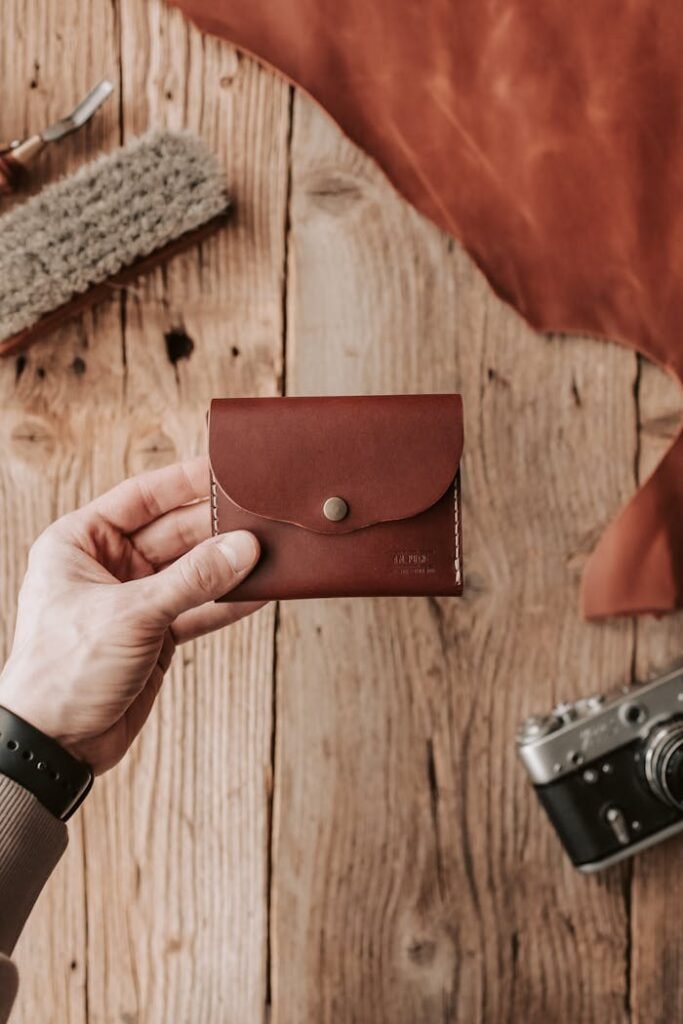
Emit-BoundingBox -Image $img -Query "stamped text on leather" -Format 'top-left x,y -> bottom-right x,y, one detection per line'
208,394 -> 464,601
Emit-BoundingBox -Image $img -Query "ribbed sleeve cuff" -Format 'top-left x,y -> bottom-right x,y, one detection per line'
0,955 -> 18,1024
0,774 -> 67,955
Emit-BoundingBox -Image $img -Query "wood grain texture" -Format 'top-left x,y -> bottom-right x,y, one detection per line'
82,4 -> 289,1022
273,97 -> 638,1023
4,1 -> 683,1021
2,1 -> 289,1021
1,3 -> 121,1021
631,357 -> 683,1024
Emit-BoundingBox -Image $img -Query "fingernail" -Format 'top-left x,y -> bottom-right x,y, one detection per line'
216,531 -> 259,573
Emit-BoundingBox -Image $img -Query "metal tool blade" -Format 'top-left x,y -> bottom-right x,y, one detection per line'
41,80 -> 114,143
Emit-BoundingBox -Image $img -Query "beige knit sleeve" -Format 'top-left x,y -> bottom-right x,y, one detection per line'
0,775 -> 67,1022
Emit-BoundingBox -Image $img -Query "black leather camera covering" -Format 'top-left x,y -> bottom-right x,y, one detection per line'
536,740 -> 681,867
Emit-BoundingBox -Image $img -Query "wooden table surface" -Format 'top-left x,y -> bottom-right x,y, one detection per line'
2,1 -> 683,1021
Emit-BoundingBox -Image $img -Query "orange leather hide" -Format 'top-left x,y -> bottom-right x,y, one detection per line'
171,0 -> 683,619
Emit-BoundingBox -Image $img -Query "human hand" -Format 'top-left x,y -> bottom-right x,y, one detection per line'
0,457 -> 262,775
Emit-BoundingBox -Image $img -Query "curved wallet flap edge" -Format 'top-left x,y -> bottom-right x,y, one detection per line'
208,394 -> 464,536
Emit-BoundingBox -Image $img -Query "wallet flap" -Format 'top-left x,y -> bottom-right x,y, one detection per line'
208,394 -> 463,535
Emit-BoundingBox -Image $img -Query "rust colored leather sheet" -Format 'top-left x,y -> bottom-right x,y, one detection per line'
170,0 -> 683,619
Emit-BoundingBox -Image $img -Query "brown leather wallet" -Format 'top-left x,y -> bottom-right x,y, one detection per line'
208,394 -> 464,601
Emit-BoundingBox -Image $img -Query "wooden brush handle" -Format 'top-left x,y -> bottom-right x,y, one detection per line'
0,153 -> 23,195
0,137 -> 43,195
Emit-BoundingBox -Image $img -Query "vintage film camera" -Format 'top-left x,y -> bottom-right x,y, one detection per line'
517,664 -> 683,871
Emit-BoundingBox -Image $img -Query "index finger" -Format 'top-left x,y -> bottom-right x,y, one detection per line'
85,456 -> 211,534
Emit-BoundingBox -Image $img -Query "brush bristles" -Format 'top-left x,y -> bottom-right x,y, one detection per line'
0,131 -> 230,343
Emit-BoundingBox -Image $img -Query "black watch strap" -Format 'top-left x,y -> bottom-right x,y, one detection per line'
0,706 -> 93,821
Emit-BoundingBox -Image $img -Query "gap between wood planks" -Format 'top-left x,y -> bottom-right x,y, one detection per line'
265,82 -> 295,1017
623,352 -> 642,1021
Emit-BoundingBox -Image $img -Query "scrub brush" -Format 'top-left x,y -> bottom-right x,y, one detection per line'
0,131 -> 231,357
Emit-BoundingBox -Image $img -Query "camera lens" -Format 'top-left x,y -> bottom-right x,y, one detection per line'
644,719 -> 683,808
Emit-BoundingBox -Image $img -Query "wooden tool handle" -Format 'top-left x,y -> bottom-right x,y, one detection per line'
0,153 -> 22,195
0,137 -> 43,195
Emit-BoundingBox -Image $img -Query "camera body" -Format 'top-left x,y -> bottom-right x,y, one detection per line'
517,664 -> 683,871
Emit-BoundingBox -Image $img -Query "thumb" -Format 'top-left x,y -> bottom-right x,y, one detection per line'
139,531 -> 260,623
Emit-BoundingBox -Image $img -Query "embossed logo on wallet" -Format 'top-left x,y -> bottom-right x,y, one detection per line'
392,549 -> 436,575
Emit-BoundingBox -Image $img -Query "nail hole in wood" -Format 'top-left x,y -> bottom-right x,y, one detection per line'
164,328 -> 194,365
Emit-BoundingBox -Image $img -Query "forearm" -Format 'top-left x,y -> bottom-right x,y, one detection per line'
0,775 -> 67,1022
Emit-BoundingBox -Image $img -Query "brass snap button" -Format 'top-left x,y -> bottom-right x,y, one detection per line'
322,496 -> 349,522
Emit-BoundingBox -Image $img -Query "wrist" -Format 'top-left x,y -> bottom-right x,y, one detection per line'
0,705 -> 93,821
0,667 -> 80,760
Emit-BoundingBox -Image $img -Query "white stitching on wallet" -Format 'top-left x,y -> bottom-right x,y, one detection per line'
210,471 -> 219,537
453,473 -> 462,586
211,464 -> 460,582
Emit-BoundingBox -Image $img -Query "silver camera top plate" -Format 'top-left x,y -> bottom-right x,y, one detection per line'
517,665 -> 683,785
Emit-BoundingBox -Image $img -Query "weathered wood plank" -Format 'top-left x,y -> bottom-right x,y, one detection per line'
1,3 -> 121,1021
631,358 -> 683,1023
3,1 -> 290,1021
273,97 -> 636,1023
77,4 -> 291,1022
